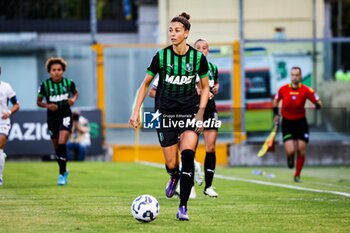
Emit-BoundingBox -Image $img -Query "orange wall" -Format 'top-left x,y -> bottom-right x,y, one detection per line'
111,143 -> 228,166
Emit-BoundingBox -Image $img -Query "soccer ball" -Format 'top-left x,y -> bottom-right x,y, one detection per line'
131,194 -> 160,222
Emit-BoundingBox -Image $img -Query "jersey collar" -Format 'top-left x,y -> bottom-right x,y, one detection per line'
289,83 -> 302,89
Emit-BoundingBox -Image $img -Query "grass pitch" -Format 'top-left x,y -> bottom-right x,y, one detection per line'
0,162 -> 349,233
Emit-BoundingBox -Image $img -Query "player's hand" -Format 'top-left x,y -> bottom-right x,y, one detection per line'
129,111 -> 140,129
47,104 -> 58,111
273,115 -> 280,126
194,108 -> 204,133
1,110 -> 11,120
209,92 -> 214,100
212,87 -> 218,95
68,98 -> 75,106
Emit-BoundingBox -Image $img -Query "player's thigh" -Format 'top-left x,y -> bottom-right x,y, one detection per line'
0,123 -> 10,149
179,130 -> 198,152
0,134 -> 7,149
48,117 -> 60,139
203,130 -> 217,152
58,130 -> 70,144
284,140 -> 295,155
161,144 -> 179,168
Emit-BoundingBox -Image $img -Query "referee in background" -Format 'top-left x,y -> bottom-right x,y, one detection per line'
273,67 -> 322,182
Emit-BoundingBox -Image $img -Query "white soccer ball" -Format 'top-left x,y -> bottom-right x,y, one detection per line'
131,194 -> 160,222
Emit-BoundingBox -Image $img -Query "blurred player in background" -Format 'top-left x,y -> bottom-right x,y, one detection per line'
149,76 -> 203,199
273,67 -> 322,182
129,12 -> 209,221
194,38 -> 219,197
37,57 -> 79,185
0,66 -> 20,186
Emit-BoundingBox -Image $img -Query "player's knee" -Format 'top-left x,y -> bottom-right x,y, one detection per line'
206,144 -> 216,153
297,150 -> 306,157
165,161 -> 178,169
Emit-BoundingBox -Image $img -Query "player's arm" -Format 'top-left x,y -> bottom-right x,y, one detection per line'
129,73 -> 154,128
195,55 -> 210,132
307,87 -> 322,110
68,90 -> 79,106
272,91 -> 282,124
212,65 -> 219,95
148,76 -> 159,98
212,82 -> 219,95
199,76 -> 210,109
68,81 -> 79,106
37,83 -> 58,111
315,100 -> 322,109
36,96 -> 56,111
2,96 -> 20,120
195,75 -> 209,132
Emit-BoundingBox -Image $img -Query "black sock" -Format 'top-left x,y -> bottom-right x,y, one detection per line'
56,144 -> 67,175
204,152 -> 216,189
165,164 -> 179,178
179,149 -> 195,207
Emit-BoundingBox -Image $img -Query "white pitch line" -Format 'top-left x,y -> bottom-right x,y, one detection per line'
214,174 -> 350,198
138,161 -> 350,198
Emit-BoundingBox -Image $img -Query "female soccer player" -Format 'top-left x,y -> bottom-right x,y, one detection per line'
194,38 -> 219,197
129,12 -> 210,221
0,66 -> 20,186
37,57 -> 79,185
273,66 -> 322,182
148,76 -> 203,199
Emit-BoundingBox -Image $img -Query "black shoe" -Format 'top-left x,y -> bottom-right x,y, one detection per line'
294,176 -> 301,183
287,155 -> 295,169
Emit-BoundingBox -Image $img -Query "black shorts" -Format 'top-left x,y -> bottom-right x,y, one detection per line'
48,114 -> 73,139
203,99 -> 219,131
156,112 -> 197,147
281,117 -> 309,143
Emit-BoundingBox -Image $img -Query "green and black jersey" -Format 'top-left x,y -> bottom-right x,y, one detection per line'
147,45 -> 209,113
208,62 -> 218,90
206,61 -> 219,111
38,77 -> 77,118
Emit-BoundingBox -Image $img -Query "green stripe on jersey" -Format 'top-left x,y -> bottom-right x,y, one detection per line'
66,79 -> 71,91
43,80 -> 49,96
159,50 -> 164,72
171,54 -> 179,96
59,82 -> 64,108
53,82 -> 58,96
187,49 -> 195,92
179,56 -> 186,94
165,49 -> 172,95
48,79 -> 53,95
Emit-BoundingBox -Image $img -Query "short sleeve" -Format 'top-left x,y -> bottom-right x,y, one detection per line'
198,55 -> 209,78
6,83 -> 16,98
146,52 -> 160,77
212,63 -> 218,83
38,82 -> 46,98
70,80 -> 77,94
306,87 -> 319,104
275,87 -> 283,101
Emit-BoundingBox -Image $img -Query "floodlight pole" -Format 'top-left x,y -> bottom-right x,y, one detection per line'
312,0 -> 317,91
90,0 -> 97,44
238,0 -> 246,143
336,0 -> 343,69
